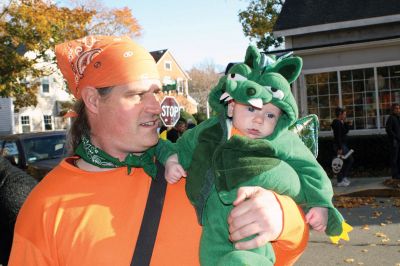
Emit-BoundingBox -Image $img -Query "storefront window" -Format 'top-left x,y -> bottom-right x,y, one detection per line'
306,71 -> 339,130
378,65 -> 400,126
306,66 -> 385,131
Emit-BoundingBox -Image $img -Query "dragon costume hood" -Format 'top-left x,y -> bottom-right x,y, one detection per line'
208,45 -> 302,139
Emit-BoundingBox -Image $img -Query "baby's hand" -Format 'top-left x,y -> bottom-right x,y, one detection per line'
165,154 -> 187,184
305,207 -> 328,232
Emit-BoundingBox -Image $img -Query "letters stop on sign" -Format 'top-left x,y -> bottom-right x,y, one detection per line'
160,96 -> 181,127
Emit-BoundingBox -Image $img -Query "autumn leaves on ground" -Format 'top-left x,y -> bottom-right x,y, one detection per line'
296,195 -> 400,266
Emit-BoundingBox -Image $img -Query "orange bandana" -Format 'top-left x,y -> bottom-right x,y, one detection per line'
55,35 -> 159,99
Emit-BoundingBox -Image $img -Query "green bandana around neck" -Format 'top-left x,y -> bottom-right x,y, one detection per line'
75,136 -> 157,178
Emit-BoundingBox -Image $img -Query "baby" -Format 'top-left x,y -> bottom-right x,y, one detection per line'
163,46 -> 351,266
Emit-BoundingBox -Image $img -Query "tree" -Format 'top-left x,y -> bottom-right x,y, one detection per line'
187,61 -> 221,114
238,0 -> 284,51
67,0 -> 142,37
0,0 -> 94,110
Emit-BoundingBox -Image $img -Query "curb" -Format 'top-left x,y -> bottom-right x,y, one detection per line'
334,188 -> 400,197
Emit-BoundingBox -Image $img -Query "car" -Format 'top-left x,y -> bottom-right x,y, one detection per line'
0,131 -> 67,180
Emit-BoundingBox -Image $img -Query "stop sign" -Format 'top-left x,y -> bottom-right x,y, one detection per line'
160,96 -> 181,127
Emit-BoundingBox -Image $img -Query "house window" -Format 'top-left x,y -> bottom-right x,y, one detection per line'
306,71 -> 339,131
21,116 -> 30,133
164,61 -> 172,71
44,115 -> 53,130
377,65 -> 400,127
42,77 -> 50,93
305,65 -> 400,131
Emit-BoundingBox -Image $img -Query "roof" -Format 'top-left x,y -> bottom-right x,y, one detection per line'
274,0 -> 400,36
150,49 -> 168,63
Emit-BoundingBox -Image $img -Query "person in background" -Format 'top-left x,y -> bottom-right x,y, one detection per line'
0,157 -> 37,265
331,106 -> 354,187
9,35 -> 307,266
385,103 -> 400,179
187,118 -> 196,129
167,119 -> 187,143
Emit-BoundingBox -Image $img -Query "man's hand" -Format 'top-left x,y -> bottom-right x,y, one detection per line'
164,154 -> 186,184
305,207 -> 328,232
228,186 -> 283,250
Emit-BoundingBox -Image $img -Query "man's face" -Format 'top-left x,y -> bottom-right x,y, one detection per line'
93,81 -> 162,158
339,111 -> 347,120
176,122 -> 187,133
394,105 -> 400,115
228,102 -> 281,139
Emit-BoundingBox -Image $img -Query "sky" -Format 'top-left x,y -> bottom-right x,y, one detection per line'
100,0 -> 254,71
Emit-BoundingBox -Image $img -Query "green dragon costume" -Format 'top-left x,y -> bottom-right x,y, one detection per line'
174,46 -> 351,266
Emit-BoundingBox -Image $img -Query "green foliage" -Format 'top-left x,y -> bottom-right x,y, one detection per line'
180,110 -> 197,125
238,0 -> 284,51
192,113 -> 208,124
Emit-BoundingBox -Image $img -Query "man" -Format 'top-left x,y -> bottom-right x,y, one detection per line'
385,103 -> 400,179
331,107 -> 354,187
9,35 -> 307,265
167,119 -> 187,143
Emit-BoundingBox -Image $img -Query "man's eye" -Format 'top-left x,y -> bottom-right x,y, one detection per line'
247,106 -> 255,112
266,113 -> 275,119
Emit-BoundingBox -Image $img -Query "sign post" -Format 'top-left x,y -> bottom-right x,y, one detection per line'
160,96 -> 180,127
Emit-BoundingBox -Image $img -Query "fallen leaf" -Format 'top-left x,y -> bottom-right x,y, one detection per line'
361,225 -> 370,230
375,232 -> 387,238
344,258 -> 355,263
381,238 -> 390,243
334,196 -> 376,208
372,211 -> 383,218
361,249 -> 368,253
380,223 -> 386,226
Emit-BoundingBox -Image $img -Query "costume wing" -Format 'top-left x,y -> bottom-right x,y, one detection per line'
289,114 -> 319,158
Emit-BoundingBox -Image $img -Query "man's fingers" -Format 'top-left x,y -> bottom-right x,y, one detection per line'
228,210 -> 254,234
234,233 -> 269,250
177,166 -> 187,177
305,212 -> 312,223
232,186 -> 258,206
229,221 -> 262,242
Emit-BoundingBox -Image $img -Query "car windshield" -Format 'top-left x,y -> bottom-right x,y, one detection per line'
22,134 -> 67,163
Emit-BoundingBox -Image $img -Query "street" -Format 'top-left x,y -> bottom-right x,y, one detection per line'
297,197 -> 400,266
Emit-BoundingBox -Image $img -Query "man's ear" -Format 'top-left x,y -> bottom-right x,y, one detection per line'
227,101 -> 235,118
81,87 -> 100,114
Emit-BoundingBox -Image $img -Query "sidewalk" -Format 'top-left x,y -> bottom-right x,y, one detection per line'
332,176 -> 400,197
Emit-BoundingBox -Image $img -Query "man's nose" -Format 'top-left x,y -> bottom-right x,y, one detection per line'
144,94 -> 162,114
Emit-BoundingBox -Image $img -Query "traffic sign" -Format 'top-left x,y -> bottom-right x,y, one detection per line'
160,96 -> 180,127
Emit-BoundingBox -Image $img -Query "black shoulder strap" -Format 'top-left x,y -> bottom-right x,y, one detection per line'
131,161 -> 167,266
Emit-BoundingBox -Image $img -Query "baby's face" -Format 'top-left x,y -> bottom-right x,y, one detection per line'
228,102 -> 281,139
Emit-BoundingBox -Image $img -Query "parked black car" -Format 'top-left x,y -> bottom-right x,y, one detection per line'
0,131 -> 67,180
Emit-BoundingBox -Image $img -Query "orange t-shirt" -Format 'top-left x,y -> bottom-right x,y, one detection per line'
9,158 -> 306,266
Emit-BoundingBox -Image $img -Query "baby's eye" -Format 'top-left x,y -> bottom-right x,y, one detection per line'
247,106 -> 256,112
266,112 -> 275,119
227,73 -> 247,81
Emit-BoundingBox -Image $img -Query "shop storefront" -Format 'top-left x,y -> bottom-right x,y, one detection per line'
304,63 -> 400,132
